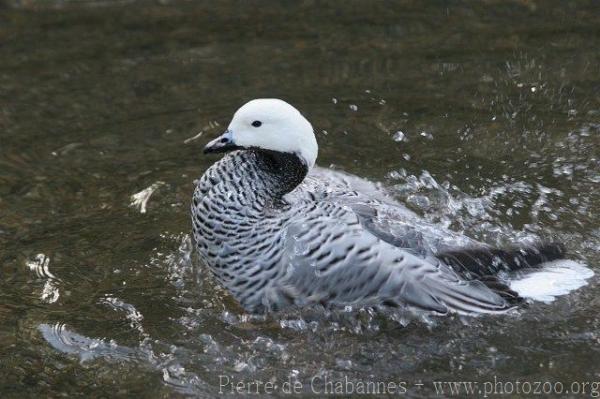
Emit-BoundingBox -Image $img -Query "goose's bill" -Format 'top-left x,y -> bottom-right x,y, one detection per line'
203,130 -> 241,154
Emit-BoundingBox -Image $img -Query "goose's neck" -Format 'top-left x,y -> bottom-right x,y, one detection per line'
205,150 -> 308,208
252,149 -> 308,198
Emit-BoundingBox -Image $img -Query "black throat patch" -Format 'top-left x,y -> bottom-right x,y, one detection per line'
253,149 -> 308,196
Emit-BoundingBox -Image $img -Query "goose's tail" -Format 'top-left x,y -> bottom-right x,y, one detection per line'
509,260 -> 594,303
437,243 -> 594,304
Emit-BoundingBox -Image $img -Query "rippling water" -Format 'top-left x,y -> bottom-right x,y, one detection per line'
1,1 -> 599,397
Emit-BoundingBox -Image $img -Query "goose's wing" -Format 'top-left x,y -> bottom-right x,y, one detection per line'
322,194 -> 564,278
271,203 -> 515,314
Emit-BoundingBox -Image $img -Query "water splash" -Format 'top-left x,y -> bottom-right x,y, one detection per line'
25,253 -> 55,279
387,169 -> 553,245
100,295 -> 146,337
163,233 -> 194,289
130,181 -> 165,214
25,253 -> 60,304
38,323 -> 212,395
183,131 -> 203,144
39,323 -> 138,363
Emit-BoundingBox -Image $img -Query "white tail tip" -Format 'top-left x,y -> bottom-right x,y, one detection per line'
509,260 -> 594,303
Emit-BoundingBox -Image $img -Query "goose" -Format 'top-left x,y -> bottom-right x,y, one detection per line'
191,99 -> 592,315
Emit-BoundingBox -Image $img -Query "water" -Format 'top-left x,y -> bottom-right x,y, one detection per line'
1,1 -> 599,397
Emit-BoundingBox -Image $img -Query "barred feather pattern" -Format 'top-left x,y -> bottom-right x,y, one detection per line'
192,150 -> 559,314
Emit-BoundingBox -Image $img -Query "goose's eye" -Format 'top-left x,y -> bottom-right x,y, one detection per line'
251,120 -> 262,128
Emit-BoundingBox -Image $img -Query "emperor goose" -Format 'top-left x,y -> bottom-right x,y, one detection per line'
191,99 -> 592,315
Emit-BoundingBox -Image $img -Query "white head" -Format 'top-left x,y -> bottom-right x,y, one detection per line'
203,99 -> 318,167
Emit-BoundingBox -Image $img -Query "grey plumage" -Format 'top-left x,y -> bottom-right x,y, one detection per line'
191,149 -> 562,315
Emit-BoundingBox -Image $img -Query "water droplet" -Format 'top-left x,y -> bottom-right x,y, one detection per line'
393,131 -> 405,142
335,359 -> 353,369
420,131 -> 434,140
